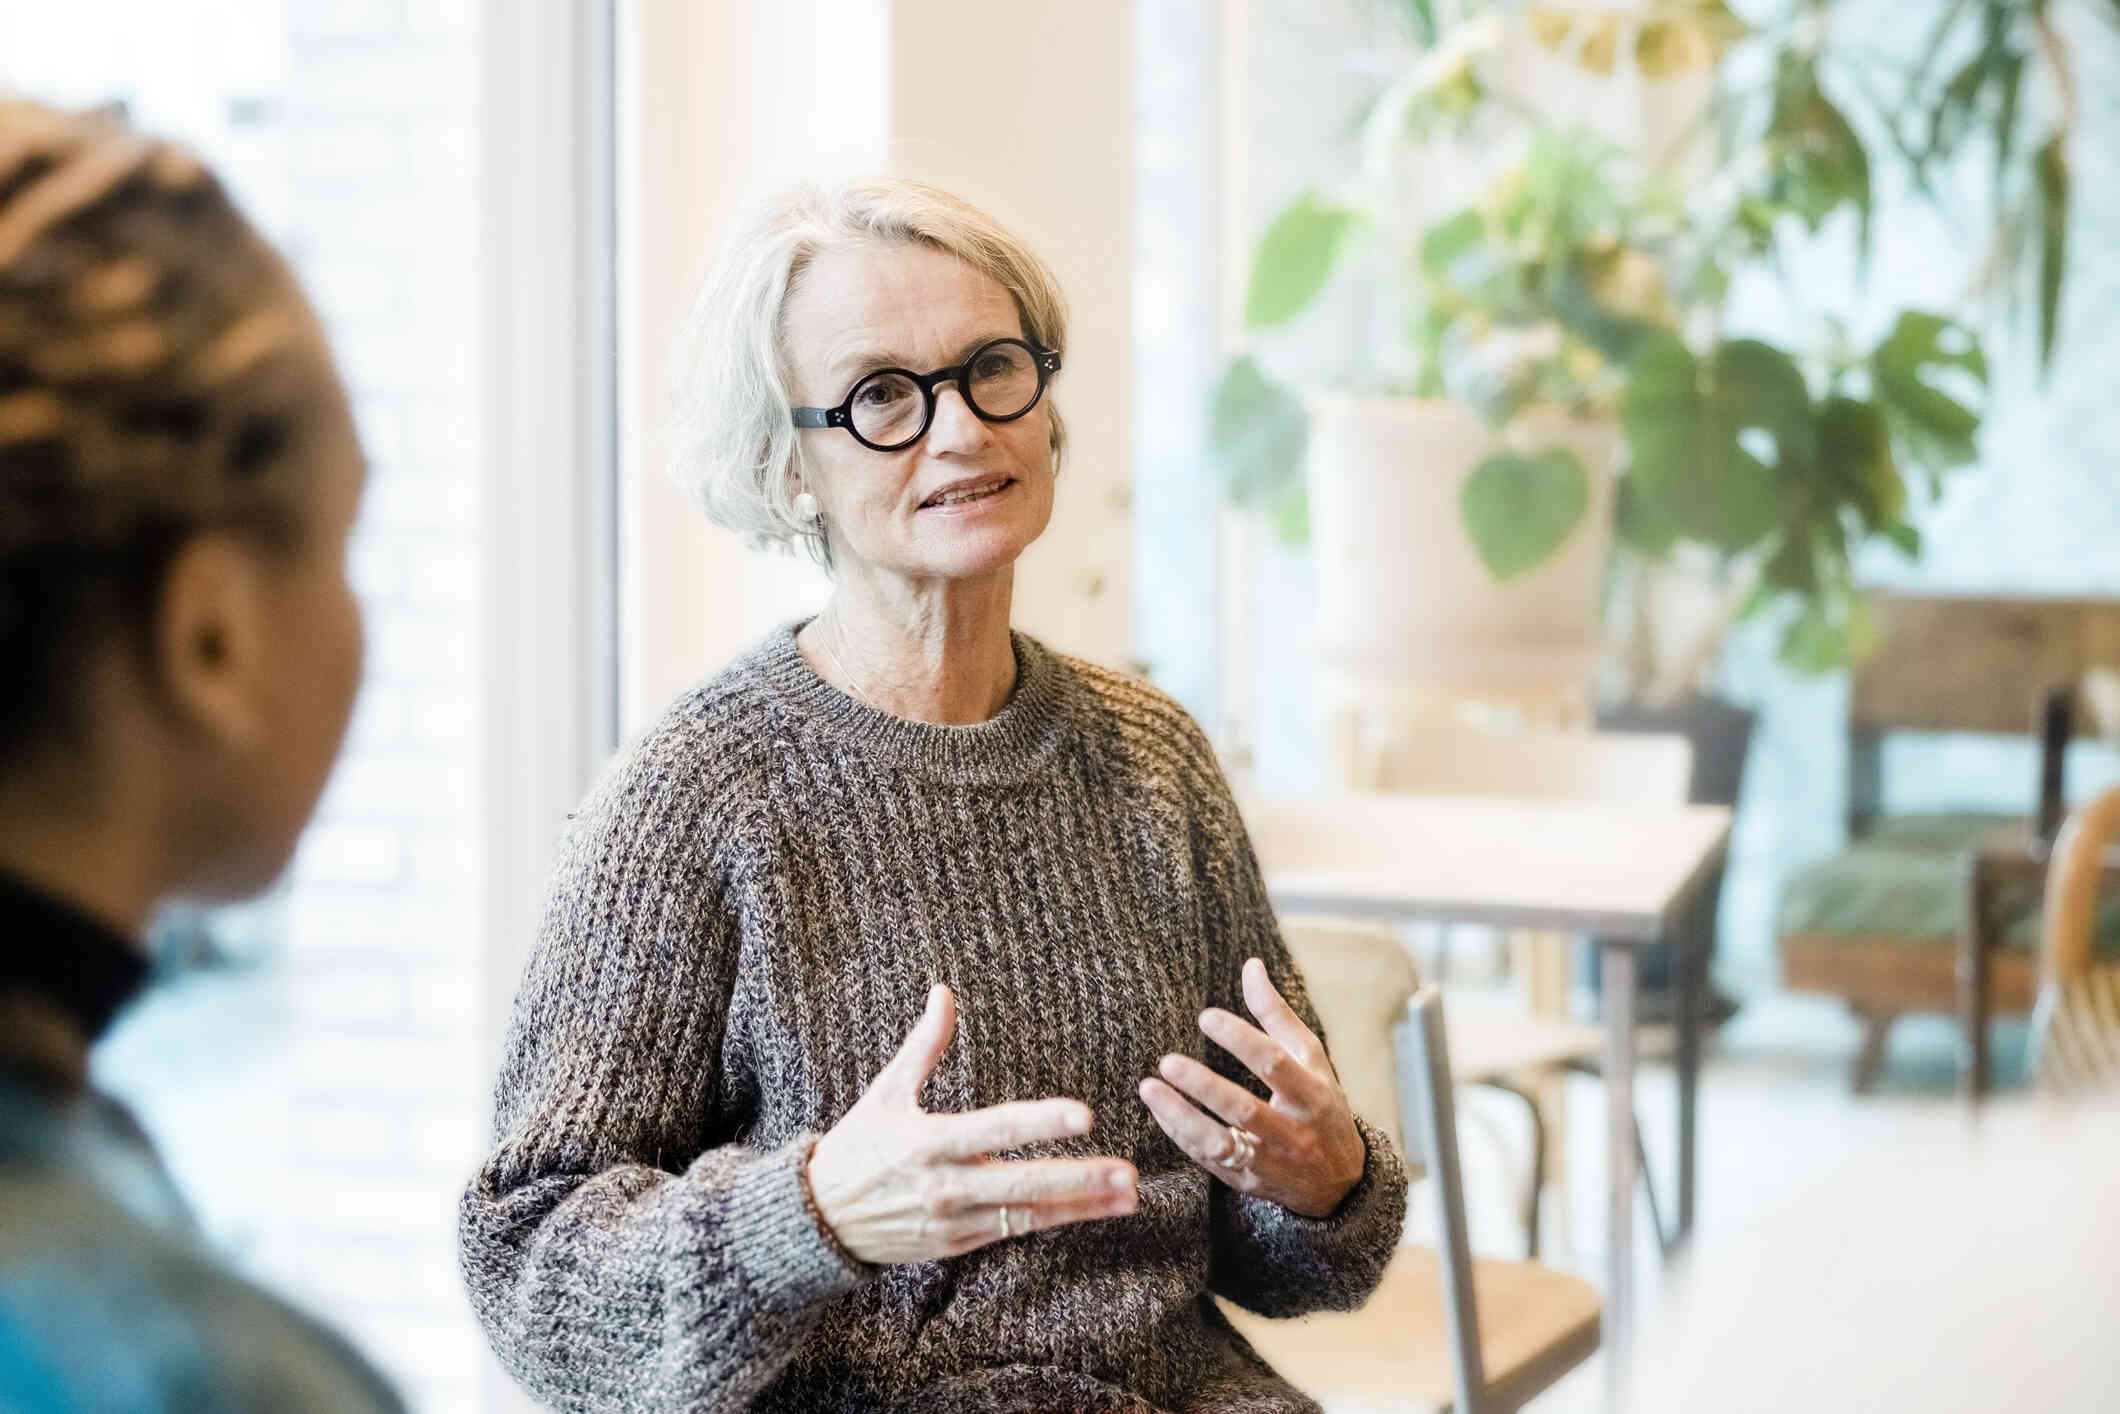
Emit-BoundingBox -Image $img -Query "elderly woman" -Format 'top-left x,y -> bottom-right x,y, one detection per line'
458,178 -> 1407,1414
0,100 -> 396,1409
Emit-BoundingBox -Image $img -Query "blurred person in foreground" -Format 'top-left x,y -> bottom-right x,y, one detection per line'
0,99 -> 400,1411
457,177 -> 1406,1414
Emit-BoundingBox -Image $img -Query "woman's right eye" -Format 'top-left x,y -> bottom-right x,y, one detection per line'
857,380 -> 909,407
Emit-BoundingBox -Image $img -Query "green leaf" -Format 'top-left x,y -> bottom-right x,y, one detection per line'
1614,475 -> 1679,557
1779,602 -> 1847,674
1778,584 -> 1879,674
1620,335 -> 1799,554
1871,311 -> 1986,475
1245,192 -> 1359,330
1459,446 -> 1591,581
1883,522 -> 1923,558
1815,395 -> 1904,532
1404,305 -> 1451,397
1208,356 -> 1308,508
1390,0 -> 1438,46
1714,338 -> 1818,471
1765,54 -> 1872,263
2035,135 -> 2069,376
1266,475 -> 1311,545
1760,531 -> 1817,594
1927,52 -> 1990,163
1420,209 -> 1485,278
1903,0 -> 1972,110
1993,49 -> 2025,209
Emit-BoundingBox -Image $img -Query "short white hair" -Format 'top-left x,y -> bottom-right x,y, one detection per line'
667,176 -> 1069,568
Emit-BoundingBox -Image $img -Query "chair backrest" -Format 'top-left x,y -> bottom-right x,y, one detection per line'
1854,595 -> 2120,737
1849,595 -> 2120,834
1405,984 -> 1489,1414
2031,783 -> 2120,1093
1279,918 -> 1419,1162
1341,721 -> 1694,809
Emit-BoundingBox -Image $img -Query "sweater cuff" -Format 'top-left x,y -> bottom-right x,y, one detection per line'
699,1131 -> 876,1314
1229,1114 -> 1408,1261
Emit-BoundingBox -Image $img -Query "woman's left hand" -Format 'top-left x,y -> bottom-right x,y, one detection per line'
1137,957 -> 1367,1218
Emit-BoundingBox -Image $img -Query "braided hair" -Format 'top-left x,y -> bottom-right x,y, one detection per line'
0,98 -> 325,763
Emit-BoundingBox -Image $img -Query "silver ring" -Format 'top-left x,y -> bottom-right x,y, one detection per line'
1225,1126 -> 1259,1172
998,1204 -> 1015,1238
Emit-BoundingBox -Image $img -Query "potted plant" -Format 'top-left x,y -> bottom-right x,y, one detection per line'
1212,0 -> 2097,702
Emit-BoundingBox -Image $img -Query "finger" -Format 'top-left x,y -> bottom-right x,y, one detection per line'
925,1097 -> 1094,1160
1138,1076 -> 1256,1180
876,983 -> 954,1104
1198,1006 -> 1323,1107
1242,957 -> 1329,1071
1155,1052 -> 1275,1132
939,1157 -> 1137,1214
1023,1187 -> 1141,1230
938,1184 -> 1138,1256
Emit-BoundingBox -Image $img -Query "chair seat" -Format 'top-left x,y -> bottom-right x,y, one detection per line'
1217,1243 -> 1601,1412
1777,813 -> 2120,954
1443,996 -> 1606,1080
1437,994 -> 1678,1082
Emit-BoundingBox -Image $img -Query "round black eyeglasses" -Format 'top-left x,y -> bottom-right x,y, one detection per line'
791,338 -> 1062,453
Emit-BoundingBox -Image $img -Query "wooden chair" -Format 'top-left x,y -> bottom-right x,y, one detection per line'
2030,783 -> 2120,1093
1330,721 -> 1692,1257
1776,595 -> 2120,1091
1223,920 -> 1599,1412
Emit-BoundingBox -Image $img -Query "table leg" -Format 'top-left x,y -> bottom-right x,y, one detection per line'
1600,942 -> 1638,1402
1673,914 -> 1699,1247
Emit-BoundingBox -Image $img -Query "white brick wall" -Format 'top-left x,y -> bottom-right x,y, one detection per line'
266,9 -> 489,1403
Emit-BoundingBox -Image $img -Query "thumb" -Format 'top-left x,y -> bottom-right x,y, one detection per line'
878,983 -> 954,1105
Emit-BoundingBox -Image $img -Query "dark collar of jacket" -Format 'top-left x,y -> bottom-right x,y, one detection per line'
0,869 -> 149,1094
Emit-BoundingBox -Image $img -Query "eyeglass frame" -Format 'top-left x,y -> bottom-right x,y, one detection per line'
790,337 -> 1063,453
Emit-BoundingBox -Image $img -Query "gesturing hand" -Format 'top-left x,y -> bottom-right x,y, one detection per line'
1137,957 -> 1367,1219
806,983 -> 1140,1267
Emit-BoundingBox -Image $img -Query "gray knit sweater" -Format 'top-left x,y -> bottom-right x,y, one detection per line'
458,620 -> 1408,1414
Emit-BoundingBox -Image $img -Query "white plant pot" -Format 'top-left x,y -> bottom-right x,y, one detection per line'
1305,394 -> 1616,699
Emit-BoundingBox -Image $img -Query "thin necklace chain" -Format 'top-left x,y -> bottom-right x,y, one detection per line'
816,608 -> 879,711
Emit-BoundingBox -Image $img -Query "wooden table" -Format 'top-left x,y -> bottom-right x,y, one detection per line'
1239,791 -> 1734,1384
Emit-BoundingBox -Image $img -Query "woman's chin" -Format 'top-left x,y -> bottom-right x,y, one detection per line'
910,511 -> 1047,580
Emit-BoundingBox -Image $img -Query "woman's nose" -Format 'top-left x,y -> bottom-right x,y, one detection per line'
924,381 -> 992,454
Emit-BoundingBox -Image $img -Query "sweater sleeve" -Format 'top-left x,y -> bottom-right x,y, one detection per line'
456,737 -> 873,1413
1182,731 -> 1409,1318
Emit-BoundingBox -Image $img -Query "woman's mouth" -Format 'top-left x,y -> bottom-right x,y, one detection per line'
920,477 -> 1015,511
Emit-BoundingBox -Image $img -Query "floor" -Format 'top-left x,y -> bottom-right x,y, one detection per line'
1336,989 -> 2024,1413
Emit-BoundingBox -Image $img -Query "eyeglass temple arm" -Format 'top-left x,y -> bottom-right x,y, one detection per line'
791,407 -> 841,428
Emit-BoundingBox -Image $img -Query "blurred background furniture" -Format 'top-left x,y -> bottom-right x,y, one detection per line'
2027,784 -> 2120,1094
1776,595 -> 2120,1092
1590,695 -> 1755,1029
1227,921 -> 1599,1414
1240,789 -> 1729,1363
1325,720 -> 1695,1259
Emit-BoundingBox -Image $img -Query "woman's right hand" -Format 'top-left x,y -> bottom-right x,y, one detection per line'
805,983 -> 1139,1266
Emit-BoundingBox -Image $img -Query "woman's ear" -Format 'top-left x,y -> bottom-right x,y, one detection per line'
149,533 -> 273,753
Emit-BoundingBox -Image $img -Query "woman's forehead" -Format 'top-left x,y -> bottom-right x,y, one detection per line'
791,241 -> 1020,379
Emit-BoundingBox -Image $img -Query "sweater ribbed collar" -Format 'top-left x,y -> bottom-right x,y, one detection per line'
752,617 -> 1073,788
